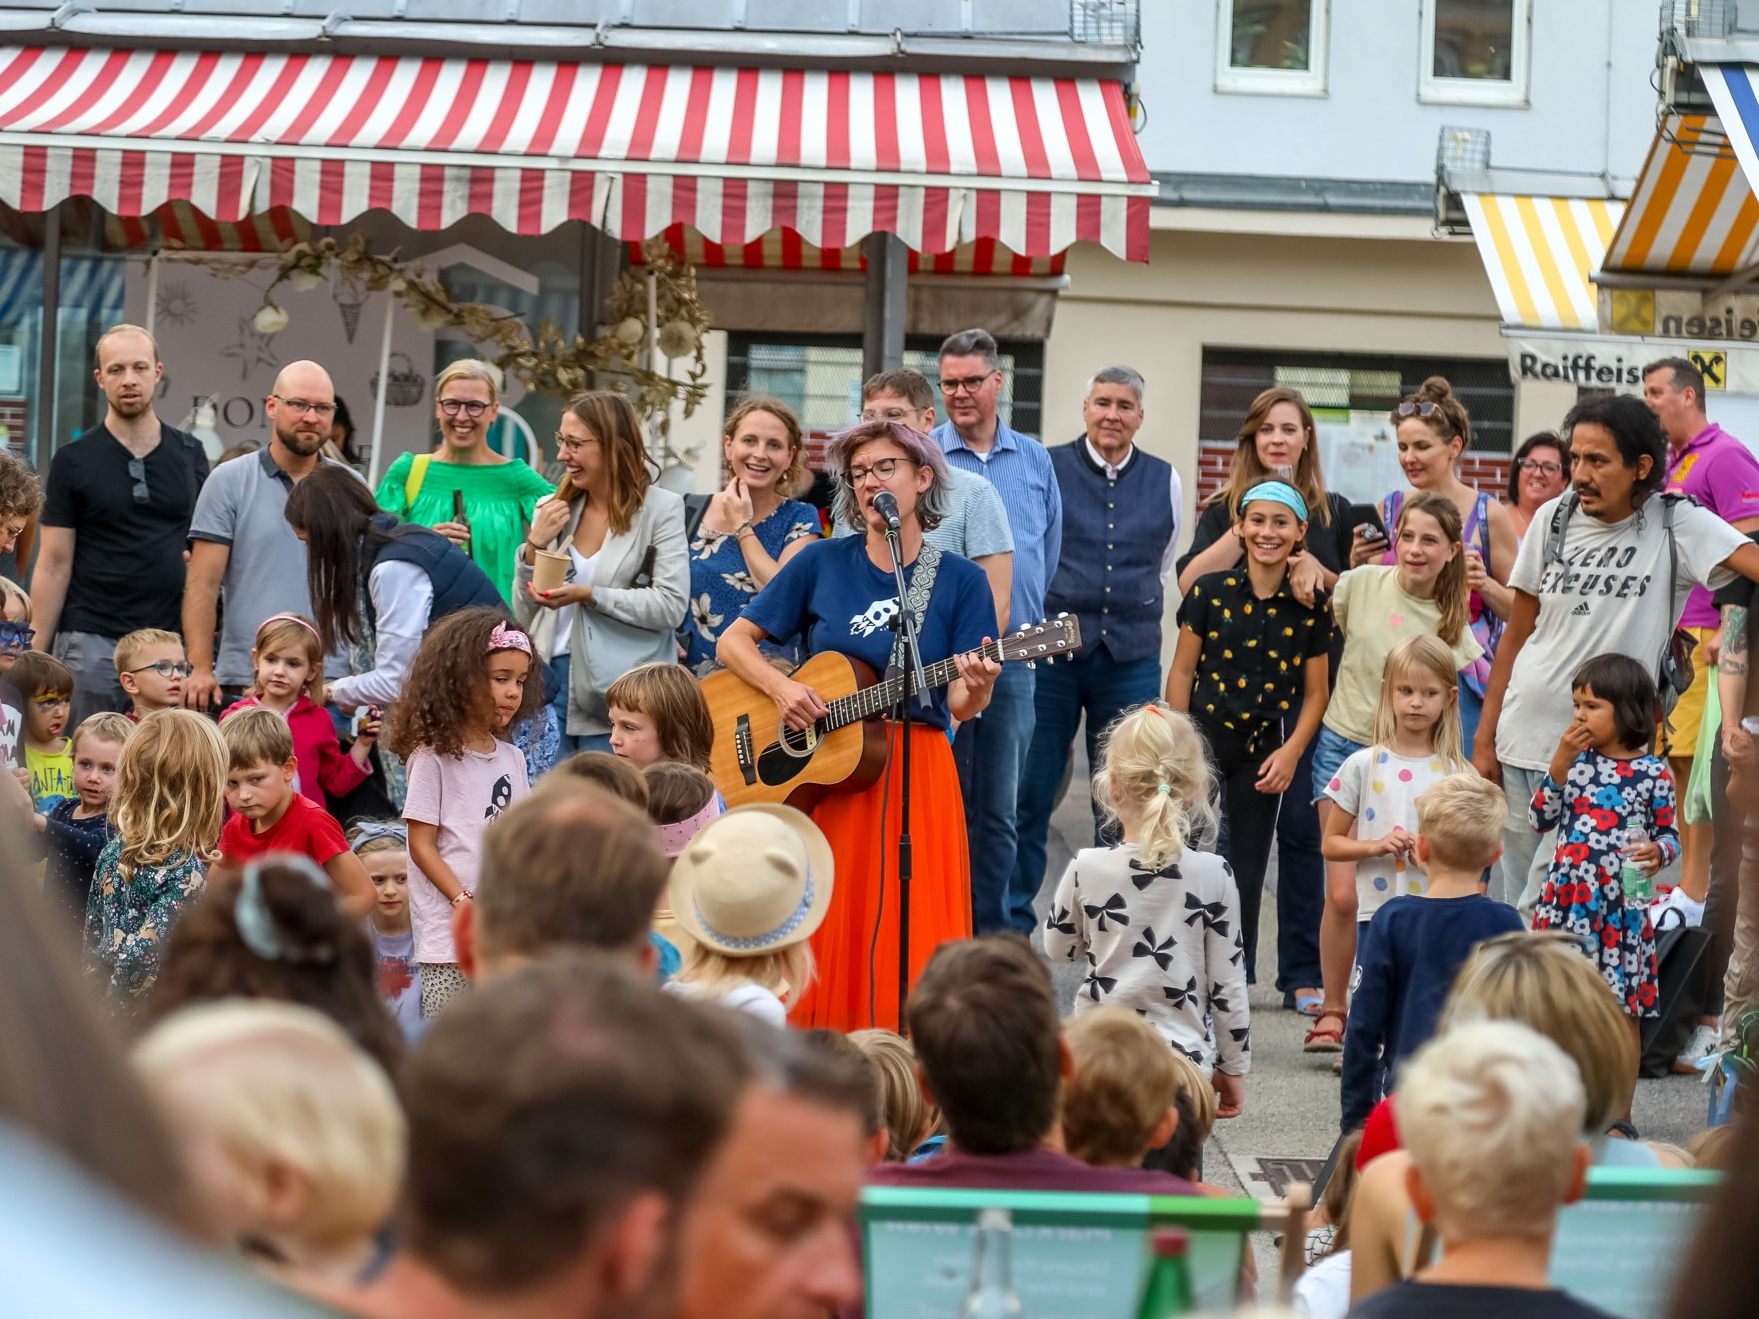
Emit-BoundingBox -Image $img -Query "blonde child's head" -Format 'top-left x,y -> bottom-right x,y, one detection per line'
114,628 -> 188,713
1397,1019 -> 1588,1245
1094,703 -> 1218,869
70,711 -> 134,814
605,661 -> 714,771
222,706 -> 295,772
134,1000 -> 404,1274
1414,772 -> 1505,874
250,613 -> 325,705
1441,931 -> 1637,1133
1371,634 -> 1467,768
1159,1047 -> 1219,1182
1062,1007 -> 1179,1168
1392,492 -> 1470,647
669,805 -> 830,1008
112,709 -> 227,876
849,1029 -> 943,1162
384,607 -> 542,759
644,760 -> 724,857
349,821 -> 410,933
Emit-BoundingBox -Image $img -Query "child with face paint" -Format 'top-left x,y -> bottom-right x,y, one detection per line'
1167,480 -> 1334,986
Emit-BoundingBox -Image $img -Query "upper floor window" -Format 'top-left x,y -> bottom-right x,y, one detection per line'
1215,0 -> 1328,96
1420,0 -> 1531,107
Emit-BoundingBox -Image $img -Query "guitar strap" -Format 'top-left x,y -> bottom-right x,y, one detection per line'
887,542 -> 942,697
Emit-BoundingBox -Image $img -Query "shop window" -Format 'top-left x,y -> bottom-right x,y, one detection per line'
1215,0 -> 1329,96
724,334 -> 1045,455
1420,0 -> 1530,107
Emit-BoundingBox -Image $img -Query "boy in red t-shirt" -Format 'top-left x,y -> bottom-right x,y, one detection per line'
219,708 -> 373,918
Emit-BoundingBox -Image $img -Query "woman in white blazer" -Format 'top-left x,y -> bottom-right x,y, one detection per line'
514,391 -> 689,753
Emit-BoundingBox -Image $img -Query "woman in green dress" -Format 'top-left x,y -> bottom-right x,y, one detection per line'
375,359 -> 553,605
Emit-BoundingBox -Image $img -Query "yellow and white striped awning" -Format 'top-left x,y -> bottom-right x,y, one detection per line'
1603,114 -> 1759,277
1461,193 -> 1623,331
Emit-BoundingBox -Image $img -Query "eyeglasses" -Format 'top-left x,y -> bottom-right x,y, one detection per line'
439,398 -> 491,418
127,457 -> 148,506
939,374 -> 995,396
845,457 -> 917,486
859,407 -> 918,424
128,659 -> 196,679
1394,401 -> 1441,419
1518,459 -> 1564,476
0,622 -> 33,650
269,395 -> 337,419
554,430 -> 598,453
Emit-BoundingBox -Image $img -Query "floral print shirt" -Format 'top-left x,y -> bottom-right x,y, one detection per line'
84,837 -> 207,1005
681,498 -> 819,670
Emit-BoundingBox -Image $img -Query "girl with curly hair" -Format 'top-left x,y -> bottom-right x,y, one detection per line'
384,606 -> 539,1018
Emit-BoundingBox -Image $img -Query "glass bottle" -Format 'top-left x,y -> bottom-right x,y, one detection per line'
958,1207 -> 1022,1318
1136,1227 -> 1194,1318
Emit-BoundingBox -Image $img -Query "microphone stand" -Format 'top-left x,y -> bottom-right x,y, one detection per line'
882,513 -> 931,1034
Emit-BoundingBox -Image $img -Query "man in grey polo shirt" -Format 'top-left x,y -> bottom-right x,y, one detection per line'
850,369 -> 1014,633
183,360 -> 351,710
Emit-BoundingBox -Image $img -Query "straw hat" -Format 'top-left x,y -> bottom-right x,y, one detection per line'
668,804 -> 834,957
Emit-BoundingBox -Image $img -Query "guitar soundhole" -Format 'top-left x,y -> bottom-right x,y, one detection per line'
778,724 -> 819,758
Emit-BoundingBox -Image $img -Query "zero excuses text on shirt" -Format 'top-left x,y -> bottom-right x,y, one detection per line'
1539,544 -> 1653,600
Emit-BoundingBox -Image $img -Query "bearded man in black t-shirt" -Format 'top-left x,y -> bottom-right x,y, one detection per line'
28,325 -> 208,725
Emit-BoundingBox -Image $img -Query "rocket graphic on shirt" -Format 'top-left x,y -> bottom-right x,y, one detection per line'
849,596 -> 900,638
485,773 -> 514,822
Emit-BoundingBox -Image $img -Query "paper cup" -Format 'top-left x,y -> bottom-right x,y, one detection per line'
531,549 -> 570,593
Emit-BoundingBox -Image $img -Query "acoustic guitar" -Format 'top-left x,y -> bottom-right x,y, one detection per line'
703,616 -> 1082,809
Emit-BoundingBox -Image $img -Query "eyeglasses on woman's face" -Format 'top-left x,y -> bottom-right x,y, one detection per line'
844,457 -> 919,487
438,398 -> 491,419
1518,458 -> 1564,477
554,430 -> 600,454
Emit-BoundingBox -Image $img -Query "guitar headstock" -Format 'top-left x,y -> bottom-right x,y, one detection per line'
998,613 -> 1082,665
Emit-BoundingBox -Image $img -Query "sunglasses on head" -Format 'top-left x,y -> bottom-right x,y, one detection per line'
1395,401 -> 1442,419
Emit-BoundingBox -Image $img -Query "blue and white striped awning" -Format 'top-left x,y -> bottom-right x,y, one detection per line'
0,251 -> 125,329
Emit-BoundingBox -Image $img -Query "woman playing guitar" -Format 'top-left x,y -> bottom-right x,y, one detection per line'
718,418 -> 1002,1030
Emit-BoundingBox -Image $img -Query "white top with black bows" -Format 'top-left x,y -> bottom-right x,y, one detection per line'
1044,843 -> 1251,1077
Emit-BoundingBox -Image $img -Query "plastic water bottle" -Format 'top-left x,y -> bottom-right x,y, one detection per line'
1619,828 -> 1653,903
958,1207 -> 1022,1317
1135,1228 -> 1195,1318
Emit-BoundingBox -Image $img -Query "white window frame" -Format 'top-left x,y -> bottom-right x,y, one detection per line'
1214,0 -> 1329,97
1419,0 -> 1532,107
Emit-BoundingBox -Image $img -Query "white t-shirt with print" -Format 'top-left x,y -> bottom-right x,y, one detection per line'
402,740 -> 529,964
1325,566 -> 1482,746
1498,494 -> 1746,771
1323,746 -> 1458,918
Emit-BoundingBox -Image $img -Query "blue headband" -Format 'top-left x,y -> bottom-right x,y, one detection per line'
1240,480 -> 1309,522
236,856 -> 335,964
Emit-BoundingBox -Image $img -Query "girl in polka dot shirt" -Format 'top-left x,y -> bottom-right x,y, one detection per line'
1306,636 -> 1470,1052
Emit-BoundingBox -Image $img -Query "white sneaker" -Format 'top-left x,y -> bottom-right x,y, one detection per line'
1675,1023 -> 1721,1075
1649,887 -> 1706,929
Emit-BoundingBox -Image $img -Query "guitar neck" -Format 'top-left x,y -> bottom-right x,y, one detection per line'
822,638 -> 1002,730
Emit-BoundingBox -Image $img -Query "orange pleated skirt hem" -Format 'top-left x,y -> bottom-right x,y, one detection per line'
789,722 -> 972,1032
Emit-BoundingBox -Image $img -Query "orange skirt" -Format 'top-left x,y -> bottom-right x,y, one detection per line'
790,722 -> 972,1032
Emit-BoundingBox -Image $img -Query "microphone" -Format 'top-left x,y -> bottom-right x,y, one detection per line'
873,490 -> 902,533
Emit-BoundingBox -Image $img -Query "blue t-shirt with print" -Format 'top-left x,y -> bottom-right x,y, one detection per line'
743,536 -> 997,730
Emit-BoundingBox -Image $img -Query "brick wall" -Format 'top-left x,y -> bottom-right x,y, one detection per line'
1192,440 -> 1514,505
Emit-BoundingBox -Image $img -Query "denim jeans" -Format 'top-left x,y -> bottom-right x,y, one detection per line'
1274,726 -> 1326,994
546,652 -> 589,757
1500,763 -> 1557,914
1013,647 -> 1161,925
953,661 -> 1037,935
51,630 -> 128,726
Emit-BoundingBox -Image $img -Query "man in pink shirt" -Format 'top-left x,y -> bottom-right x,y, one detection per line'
1645,356 -> 1759,1066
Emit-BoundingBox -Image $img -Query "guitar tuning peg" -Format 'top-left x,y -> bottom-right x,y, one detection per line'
1027,660 -> 1037,669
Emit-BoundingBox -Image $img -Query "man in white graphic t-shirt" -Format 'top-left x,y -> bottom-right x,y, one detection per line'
1474,394 -> 1759,912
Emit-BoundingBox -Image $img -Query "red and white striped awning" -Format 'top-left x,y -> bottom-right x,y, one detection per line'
630,222 -> 1068,277
0,45 -> 1155,260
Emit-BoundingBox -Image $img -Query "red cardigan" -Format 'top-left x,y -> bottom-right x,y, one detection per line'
221,695 -> 370,808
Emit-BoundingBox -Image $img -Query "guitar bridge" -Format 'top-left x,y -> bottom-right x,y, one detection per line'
734,714 -> 757,786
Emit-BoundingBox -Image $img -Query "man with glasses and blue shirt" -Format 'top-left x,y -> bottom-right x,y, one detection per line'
933,327 -> 1063,935
30,325 -> 208,726
183,360 -> 356,712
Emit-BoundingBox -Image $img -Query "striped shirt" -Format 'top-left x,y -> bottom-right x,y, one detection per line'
933,418 -> 1063,630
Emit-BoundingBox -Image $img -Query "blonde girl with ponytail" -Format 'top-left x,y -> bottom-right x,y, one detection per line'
1044,703 -> 1250,1117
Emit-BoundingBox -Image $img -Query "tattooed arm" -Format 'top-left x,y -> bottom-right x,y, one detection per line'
1722,604 -> 1753,766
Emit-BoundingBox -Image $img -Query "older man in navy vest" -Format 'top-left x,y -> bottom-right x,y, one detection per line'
1014,366 -> 1180,913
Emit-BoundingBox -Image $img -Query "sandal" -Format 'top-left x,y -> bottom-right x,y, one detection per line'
1291,989 -> 1325,1017
1303,1010 -> 1346,1054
